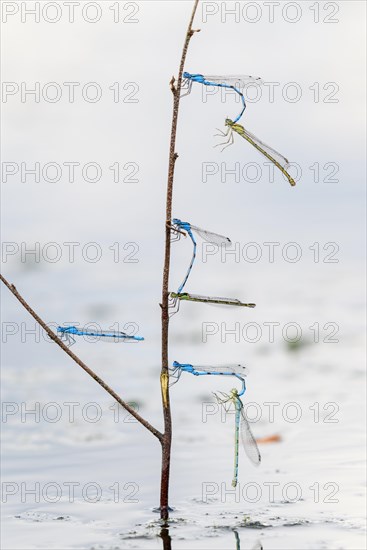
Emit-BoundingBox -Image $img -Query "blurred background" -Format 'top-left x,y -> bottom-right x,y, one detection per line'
1,1 -> 366,548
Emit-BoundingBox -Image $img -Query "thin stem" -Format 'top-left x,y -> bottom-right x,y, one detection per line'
159,0 -> 200,520
0,274 -> 162,441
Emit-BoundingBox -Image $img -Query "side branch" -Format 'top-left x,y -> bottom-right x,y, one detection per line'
0,274 -> 162,441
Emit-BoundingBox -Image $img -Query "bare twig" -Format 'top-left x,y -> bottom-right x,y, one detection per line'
159,0 -> 200,520
0,273 -> 162,441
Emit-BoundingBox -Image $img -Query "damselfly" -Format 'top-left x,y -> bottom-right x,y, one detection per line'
57,326 -> 144,347
171,218 -> 231,293
169,292 -> 255,315
182,73 -> 263,123
170,361 -> 247,395
216,118 -> 296,187
215,388 -> 261,487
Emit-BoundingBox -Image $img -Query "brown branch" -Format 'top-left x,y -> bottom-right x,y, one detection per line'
161,0 -> 199,399
0,273 -> 162,441
159,0 -> 200,520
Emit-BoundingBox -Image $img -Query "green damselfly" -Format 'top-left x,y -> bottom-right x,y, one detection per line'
169,292 -> 256,315
216,119 -> 296,187
215,388 -> 261,487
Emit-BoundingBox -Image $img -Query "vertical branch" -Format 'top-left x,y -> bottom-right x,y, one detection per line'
160,0 -> 200,520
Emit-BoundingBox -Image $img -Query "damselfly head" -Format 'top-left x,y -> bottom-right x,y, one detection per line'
225,118 -> 234,127
231,388 -> 239,396
58,325 -> 77,334
172,218 -> 190,233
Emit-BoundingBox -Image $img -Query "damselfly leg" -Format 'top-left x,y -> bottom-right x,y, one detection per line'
168,365 -> 182,387
59,332 -> 75,347
214,127 -> 234,151
213,390 -> 232,410
214,127 -> 229,138
180,78 -> 193,98
168,222 -> 186,242
168,294 -> 180,317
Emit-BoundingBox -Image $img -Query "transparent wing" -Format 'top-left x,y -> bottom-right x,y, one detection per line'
184,293 -> 256,307
188,364 -> 247,375
95,335 -> 140,343
242,128 -> 290,168
189,224 -> 231,246
228,123 -> 296,186
240,407 -> 261,465
204,75 -> 264,86
79,329 -> 141,342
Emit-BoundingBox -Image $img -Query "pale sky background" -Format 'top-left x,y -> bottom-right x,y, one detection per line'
1,0 -> 365,359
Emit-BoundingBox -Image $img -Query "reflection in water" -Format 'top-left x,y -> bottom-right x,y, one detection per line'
159,527 -> 263,550
160,526 -> 172,550
234,529 -> 241,550
234,529 -> 263,550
